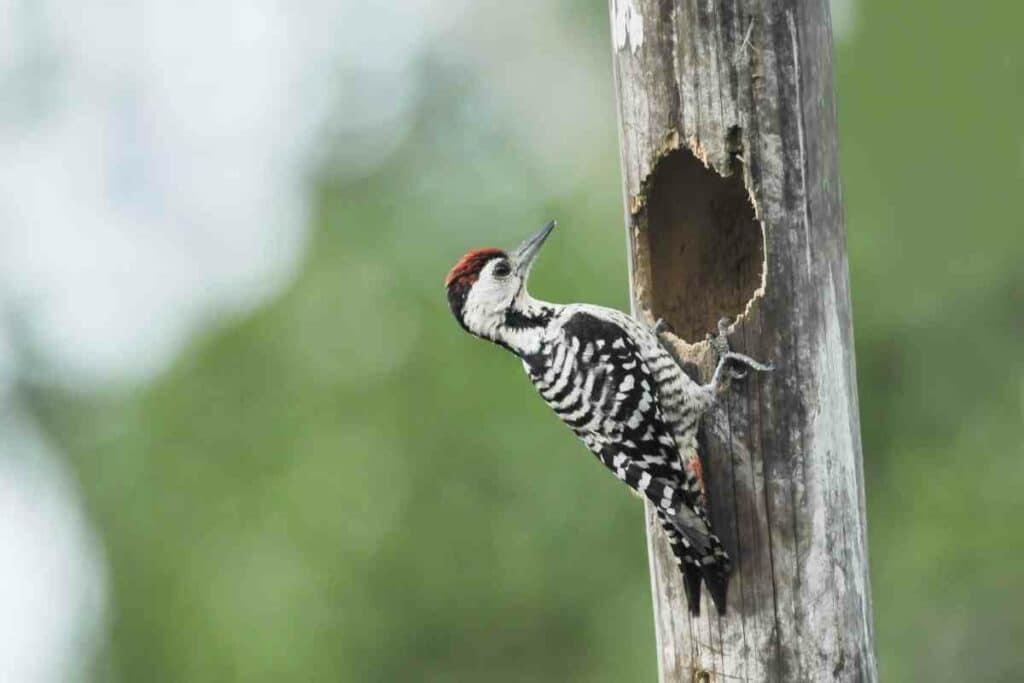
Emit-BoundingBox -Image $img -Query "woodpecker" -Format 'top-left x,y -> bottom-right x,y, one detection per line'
444,220 -> 772,615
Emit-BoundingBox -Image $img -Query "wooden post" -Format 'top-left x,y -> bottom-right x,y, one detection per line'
607,1 -> 878,681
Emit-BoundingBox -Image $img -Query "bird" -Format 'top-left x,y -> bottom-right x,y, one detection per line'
444,220 -> 772,615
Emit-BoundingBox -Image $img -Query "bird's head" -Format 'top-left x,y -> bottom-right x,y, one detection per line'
445,220 -> 555,341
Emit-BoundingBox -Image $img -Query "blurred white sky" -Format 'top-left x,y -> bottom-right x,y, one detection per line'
0,409 -> 105,683
0,0 -> 858,389
0,0 -> 858,680
1,0 -> 325,385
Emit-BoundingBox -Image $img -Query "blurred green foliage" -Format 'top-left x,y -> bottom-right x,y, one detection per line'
33,0 -> 1023,680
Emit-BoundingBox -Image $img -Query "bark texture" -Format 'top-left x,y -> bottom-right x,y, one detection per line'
607,0 -> 878,680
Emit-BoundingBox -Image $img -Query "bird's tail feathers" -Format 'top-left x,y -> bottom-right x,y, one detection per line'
681,563 -> 704,616
700,560 -> 729,616
656,510 -> 731,616
682,533 -> 731,617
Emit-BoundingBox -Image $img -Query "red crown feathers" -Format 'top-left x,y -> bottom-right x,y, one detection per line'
444,248 -> 505,289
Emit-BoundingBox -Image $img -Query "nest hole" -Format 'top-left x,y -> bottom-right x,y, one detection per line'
637,146 -> 764,342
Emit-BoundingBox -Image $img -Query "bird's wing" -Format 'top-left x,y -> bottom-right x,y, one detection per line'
534,309 -> 731,615
534,312 -> 709,527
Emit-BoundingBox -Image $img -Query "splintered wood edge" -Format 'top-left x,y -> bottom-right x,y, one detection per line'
628,132 -> 768,370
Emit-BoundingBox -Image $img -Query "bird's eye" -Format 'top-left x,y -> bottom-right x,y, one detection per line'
492,260 -> 512,278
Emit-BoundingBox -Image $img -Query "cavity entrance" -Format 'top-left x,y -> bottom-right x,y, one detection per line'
633,146 -> 764,343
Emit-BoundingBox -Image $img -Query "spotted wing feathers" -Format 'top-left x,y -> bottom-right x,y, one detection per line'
529,311 -> 730,615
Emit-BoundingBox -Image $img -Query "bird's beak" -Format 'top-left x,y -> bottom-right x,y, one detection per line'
512,220 -> 556,280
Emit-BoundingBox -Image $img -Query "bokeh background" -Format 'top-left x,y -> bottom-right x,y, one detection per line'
1,0 -> 1021,681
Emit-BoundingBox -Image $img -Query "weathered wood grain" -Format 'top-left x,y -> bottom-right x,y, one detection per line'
607,0 -> 878,680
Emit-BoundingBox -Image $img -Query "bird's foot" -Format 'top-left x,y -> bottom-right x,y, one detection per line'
707,317 -> 745,379
707,317 -> 774,392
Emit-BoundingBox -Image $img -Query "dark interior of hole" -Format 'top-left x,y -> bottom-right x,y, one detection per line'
639,147 -> 763,343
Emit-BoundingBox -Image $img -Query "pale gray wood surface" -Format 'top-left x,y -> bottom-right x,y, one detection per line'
607,1 -> 878,680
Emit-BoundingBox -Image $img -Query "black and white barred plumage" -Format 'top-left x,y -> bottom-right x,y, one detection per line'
445,221 -> 771,616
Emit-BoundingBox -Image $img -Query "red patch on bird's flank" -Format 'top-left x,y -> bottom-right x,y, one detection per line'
689,454 -> 706,492
444,248 -> 505,288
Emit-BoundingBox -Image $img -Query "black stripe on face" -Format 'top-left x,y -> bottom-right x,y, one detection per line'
445,252 -> 505,332
504,307 -> 553,330
446,280 -> 473,331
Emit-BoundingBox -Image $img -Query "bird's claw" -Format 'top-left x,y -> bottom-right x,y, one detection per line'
706,316 -> 732,359
707,317 -> 774,387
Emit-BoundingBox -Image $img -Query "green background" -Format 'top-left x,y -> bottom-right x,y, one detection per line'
32,0 -> 1023,680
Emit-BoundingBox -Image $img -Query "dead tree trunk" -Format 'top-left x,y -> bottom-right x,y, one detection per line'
606,1 -> 878,681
